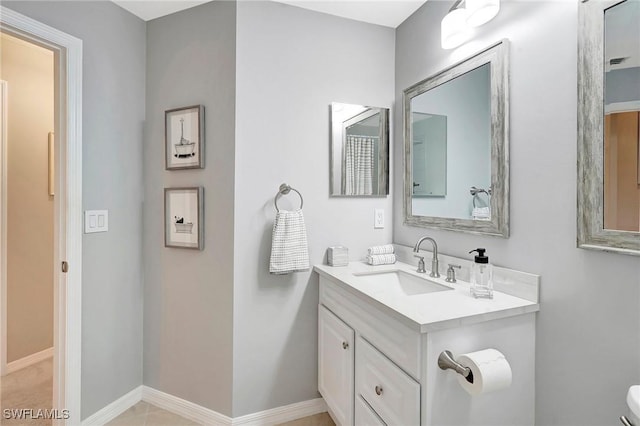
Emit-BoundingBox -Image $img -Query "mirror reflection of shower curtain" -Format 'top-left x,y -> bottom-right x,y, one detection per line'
344,135 -> 374,195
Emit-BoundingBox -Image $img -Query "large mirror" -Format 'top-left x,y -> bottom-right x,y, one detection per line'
330,102 -> 389,197
403,41 -> 509,237
578,0 -> 640,255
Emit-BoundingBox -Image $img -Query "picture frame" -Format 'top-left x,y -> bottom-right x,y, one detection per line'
165,105 -> 205,170
164,187 -> 204,250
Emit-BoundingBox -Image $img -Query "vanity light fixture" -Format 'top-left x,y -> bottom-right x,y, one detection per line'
441,0 -> 501,49
466,0 -> 500,27
441,1 -> 472,49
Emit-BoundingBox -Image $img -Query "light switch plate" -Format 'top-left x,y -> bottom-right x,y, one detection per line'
85,210 -> 108,233
374,208 -> 384,229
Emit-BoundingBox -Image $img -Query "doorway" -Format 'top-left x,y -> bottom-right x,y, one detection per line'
0,30 -> 55,420
0,6 -> 82,425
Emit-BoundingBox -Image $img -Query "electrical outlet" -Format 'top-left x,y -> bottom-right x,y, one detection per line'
374,208 -> 384,229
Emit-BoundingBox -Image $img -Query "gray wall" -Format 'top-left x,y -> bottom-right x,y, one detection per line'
144,1 -> 236,416
2,1 -> 146,419
395,2 -> 640,425
233,1 -> 394,416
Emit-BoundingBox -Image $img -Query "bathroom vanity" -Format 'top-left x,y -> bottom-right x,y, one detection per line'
315,250 -> 539,426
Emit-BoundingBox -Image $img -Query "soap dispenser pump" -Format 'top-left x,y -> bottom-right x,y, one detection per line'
469,248 -> 493,299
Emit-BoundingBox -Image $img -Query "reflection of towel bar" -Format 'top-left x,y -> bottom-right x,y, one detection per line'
470,186 -> 491,208
274,183 -> 304,212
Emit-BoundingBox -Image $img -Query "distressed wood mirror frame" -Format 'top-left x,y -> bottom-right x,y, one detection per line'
577,0 -> 640,255
403,40 -> 510,237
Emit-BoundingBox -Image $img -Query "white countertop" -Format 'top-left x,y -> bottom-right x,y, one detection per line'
315,261 -> 540,333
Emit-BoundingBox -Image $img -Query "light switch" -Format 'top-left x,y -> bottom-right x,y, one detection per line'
85,210 -> 108,233
374,208 -> 385,229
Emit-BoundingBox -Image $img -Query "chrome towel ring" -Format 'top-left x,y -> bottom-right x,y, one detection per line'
274,183 -> 304,212
470,186 -> 492,208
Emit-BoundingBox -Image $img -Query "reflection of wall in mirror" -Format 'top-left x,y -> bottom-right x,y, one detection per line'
604,0 -> 640,109
412,112 -> 446,197
603,0 -> 640,232
411,63 -> 491,220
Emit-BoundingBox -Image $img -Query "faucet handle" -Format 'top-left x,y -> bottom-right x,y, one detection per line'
414,254 -> 426,273
446,264 -> 461,283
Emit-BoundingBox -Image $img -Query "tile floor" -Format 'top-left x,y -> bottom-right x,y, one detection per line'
108,401 -> 335,426
106,402 -> 198,426
0,359 -> 335,426
0,357 -> 53,425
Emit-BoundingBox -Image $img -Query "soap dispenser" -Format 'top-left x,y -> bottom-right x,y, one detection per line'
469,248 -> 493,299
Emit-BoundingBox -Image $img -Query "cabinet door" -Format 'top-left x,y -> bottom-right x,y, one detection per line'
319,304 -> 354,426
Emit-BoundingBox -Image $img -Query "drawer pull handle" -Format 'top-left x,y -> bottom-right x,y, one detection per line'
342,341 -> 349,350
375,385 -> 383,396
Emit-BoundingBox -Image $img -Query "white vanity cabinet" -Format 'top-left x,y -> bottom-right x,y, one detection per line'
316,264 -> 538,426
318,305 -> 355,426
318,277 -> 422,426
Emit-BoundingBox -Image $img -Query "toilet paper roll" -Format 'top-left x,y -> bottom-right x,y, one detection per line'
456,349 -> 512,396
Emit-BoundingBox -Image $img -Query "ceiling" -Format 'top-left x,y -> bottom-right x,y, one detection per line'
111,0 -> 427,28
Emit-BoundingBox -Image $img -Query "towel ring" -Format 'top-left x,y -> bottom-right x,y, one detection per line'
274,183 -> 304,212
470,186 -> 491,208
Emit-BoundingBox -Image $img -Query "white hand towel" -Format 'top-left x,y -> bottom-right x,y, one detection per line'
367,244 -> 395,255
270,209 -> 310,275
472,207 -> 491,220
366,254 -> 397,266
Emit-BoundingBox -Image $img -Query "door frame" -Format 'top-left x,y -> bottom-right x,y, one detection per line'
0,6 -> 83,424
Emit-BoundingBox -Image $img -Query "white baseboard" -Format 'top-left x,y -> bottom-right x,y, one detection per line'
5,346 -> 53,374
141,386 -> 233,425
82,386 -> 142,426
142,386 -> 327,426
233,398 -> 328,425
82,384 -> 327,426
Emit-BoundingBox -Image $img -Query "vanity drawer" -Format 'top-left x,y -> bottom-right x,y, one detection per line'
355,395 -> 386,426
356,336 -> 420,426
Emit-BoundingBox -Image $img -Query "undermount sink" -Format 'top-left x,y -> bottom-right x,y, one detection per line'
352,270 -> 452,296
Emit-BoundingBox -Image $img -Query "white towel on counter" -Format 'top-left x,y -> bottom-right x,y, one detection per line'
367,244 -> 395,255
270,209 -> 310,274
366,253 -> 397,266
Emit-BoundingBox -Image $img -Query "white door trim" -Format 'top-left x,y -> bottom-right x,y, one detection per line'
0,7 -> 83,425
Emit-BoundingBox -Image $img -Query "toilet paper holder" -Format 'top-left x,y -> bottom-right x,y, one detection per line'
438,350 -> 473,382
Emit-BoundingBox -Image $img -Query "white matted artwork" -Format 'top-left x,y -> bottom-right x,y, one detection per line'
165,105 -> 205,170
164,187 -> 203,250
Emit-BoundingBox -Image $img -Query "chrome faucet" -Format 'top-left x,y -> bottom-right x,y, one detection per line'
413,236 -> 440,278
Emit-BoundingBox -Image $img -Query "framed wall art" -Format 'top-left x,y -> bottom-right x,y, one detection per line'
164,187 -> 204,250
165,105 -> 205,170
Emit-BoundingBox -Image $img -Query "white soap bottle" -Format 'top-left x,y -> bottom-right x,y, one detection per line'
469,248 -> 493,299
